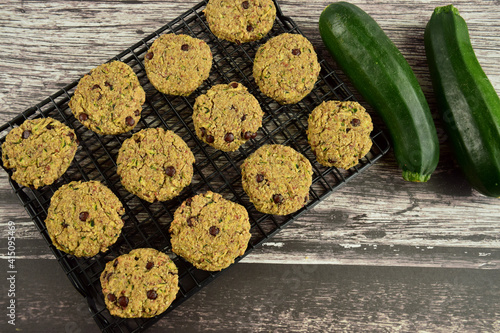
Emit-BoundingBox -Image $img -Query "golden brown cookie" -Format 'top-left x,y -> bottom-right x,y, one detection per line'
144,34 -> 212,96
116,128 -> 195,203
204,0 -> 276,44
100,248 -> 179,318
69,61 -> 145,135
241,144 -> 313,215
169,191 -> 251,271
193,82 -> 263,151
45,181 -> 125,257
307,100 -> 373,169
1,117 -> 78,189
253,33 -> 321,104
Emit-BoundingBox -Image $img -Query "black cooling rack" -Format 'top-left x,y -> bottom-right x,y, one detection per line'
0,1 -> 390,332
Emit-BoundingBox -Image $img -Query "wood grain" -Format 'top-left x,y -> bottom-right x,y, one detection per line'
1,0 -> 500,332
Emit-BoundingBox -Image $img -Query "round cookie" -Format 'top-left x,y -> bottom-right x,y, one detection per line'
117,128 -> 195,203
193,82 -> 263,152
100,248 -> 179,318
204,0 -> 276,44
1,117 -> 78,189
307,100 -> 373,169
169,191 -> 251,271
45,181 -> 125,257
253,33 -> 321,104
241,144 -> 313,215
69,61 -> 145,135
144,34 -> 212,96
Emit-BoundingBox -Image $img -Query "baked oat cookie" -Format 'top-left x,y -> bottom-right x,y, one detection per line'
193,82 -> 263,152
204,0 -> 276,44
68,61 -> 145,135
100,248 -> 179,318
307,100 -> 373,170
241,144 -> 312,215
117,128 -> 195,203
253,33 -> 321,104
169,191 -> 251,271
45,180 -> 125,257
1,117 -> 78,189
144,34 -> 212,96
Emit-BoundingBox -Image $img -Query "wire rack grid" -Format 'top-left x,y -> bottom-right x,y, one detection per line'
0,1 -> 390,332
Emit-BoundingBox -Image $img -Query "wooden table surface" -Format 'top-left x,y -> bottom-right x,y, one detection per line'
1,0 -> 500,332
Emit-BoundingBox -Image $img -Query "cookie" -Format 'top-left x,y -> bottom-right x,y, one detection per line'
253,33 -> 321,104
68,61 -> 145,135
100,248 -> 179,318
241,144 -> 313,215
193,82 -> 263,152
144,34 -> 212,96
1,117 -> 78,189
45,181 -> 125,257
204,0 -> 276,44
169,191 -> 251,271
117,128 -> 195,203
307,100 -> 373,169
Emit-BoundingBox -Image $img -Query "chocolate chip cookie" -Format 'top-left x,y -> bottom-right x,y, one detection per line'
169,191 -> 251,271
45,180 -> 125,257
69,61 -> 145,135
241,144 -> 313,215
144,34 -> 212,96
204,0 -> 276,44
100,248 -> 179,318
253,33 -> 321,104
1,117 -> 78,189
193,82 -> 263,151
307,100 -> 373,169
117,128 -> 195,203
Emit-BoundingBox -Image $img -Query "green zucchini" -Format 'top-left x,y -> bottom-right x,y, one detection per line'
319,2 -> 439,182
424,5 -> 500,197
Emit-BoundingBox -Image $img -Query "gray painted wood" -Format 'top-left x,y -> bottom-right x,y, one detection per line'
1,0 -> 500,332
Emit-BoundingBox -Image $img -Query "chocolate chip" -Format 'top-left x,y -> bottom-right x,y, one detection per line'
292,48 -> 301,56
22,130 -> 31,139
273,194 -> 283,204
200,127 -> 207,137
97,93 -> 103,101
247,25 -> 253,32
230,82 -> 238,88
328,158 -> 337,164
206,135 -> 215,143
165,166 -> 176,177
46,124 -> 54,130
256,174 -> 264,183
346,128 -> 351,133
134,109 -> 140,116
243,132 -> 253,140
181,44 -> 189,51
351,118 -> 361,127
105,81 -> 113,89
185,197 -> 193,206
145,52 -> 154,60
113,260 -> 119,267
92,84 -> 100,90
251,132 -> 257,139
146,262 -> 154,270
304,195 -> 309,204
68,132 -> 75,140
106,272 -> 113,281
187,217 -> 196,227
242,1 -> 249,9
62,223 -> 69,228
209,226 -> 220,236
118,296 -> 129,308
224,133 -> 234,143
125,116 -> 135,126
107,294 -> 116,302
134,257 -> 139,261
147,290 -> 157,300
79,113 -> 88,122
79,211 -> 89,221
241,114 -> 246,121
